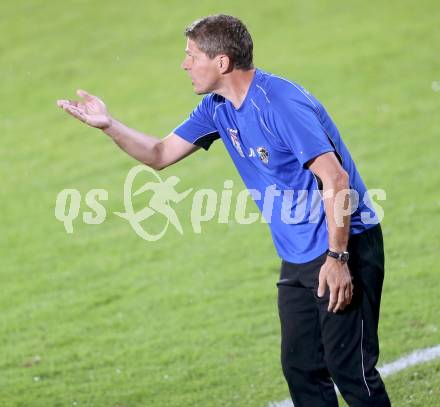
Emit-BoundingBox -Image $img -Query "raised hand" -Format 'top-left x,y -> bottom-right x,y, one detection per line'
57,89 -> 111,129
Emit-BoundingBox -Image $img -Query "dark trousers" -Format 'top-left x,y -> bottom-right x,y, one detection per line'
277,224 -> 391,406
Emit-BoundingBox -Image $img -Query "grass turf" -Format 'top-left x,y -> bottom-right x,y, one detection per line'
1,0 -> 439,405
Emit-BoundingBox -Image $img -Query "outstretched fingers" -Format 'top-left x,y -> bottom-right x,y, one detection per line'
57,99 -> 69,108
63,104 -> 87,123
57,99 -> 80,108
77,89 -> 94,100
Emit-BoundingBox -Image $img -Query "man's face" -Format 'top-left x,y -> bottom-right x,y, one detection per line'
181,38 -> 221,95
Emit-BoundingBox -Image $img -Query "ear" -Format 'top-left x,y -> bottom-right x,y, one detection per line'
218,55 -> 232,74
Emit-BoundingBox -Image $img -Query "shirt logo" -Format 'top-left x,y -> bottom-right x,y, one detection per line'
256,146 -> 269,164
248,147 -> 256,157
227,128 -> 245,158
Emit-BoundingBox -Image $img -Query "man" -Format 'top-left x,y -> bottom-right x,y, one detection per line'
57,14 -> 391,406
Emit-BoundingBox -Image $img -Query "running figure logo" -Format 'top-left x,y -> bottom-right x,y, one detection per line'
114,165 -> 193,241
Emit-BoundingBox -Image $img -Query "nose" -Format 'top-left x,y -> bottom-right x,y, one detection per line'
181,55 -> 191,71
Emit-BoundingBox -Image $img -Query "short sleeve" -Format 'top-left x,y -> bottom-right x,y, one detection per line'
173,94 -> 221,151
270,95 -> 335,168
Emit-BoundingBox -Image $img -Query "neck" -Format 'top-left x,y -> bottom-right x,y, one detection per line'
214,68 -> 256,109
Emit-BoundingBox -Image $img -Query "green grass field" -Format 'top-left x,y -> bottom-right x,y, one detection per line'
1,0 -> 439,405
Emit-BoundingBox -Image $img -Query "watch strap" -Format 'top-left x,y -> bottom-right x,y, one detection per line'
327,250 -> 349,263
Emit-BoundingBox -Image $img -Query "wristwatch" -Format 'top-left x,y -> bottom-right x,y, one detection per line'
327,250 -> 350,264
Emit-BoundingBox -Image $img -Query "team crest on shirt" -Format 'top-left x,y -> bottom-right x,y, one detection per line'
227,128 -> 245,157
256,146 -> 269,164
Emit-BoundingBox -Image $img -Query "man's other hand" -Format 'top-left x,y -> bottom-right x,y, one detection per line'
317,257 -> 353,313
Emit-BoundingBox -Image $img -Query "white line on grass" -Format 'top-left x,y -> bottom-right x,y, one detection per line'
267,344 -> 440,407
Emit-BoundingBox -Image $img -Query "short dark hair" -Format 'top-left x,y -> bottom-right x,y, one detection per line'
184,14 -> 254,70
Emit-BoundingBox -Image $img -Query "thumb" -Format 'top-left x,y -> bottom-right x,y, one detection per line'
317,269 -> 327,298
77,89 -> 93,99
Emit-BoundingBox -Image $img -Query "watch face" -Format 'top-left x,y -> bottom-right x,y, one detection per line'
341,252 -> 350,262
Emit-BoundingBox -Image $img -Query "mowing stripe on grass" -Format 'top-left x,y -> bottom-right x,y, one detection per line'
267,344 -> 440,407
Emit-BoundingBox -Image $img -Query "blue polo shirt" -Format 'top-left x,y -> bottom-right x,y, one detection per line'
174,68 -> 378,263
